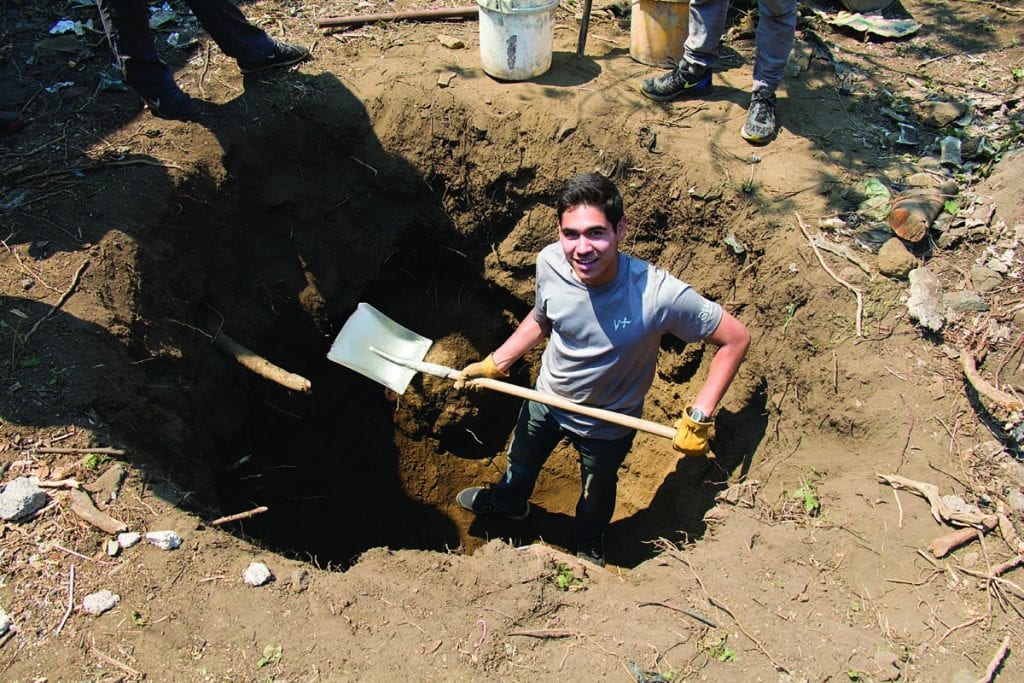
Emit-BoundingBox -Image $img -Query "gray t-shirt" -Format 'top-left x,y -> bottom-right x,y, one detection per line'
533,243 -> 723,439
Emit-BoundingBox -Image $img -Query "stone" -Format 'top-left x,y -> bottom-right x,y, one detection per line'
0,477 -> 49,521
943,290 -> 989,313
907,267 -> 945,332
82,589 -> 119,616
0,605 -> 12,635
1007,489 -> 1024,513
291,567 -> 310,593
106,540 -> 120,557
873,650 -> 901,681
244,561 -> 273,586
918,99 -> 968,128
83,463 -> 126,504
970,266 -> 1002,293
877,238 -> 917,279
145,530 -> 182,550
117,531 -> 141,548
437,34 -> 464,49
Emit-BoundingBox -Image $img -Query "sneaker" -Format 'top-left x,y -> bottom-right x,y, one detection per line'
576,536 -> 606,567
641,62 -> 712,102
456,486 -> 530,520
142,86 -> 200,121
239,41 -> 311,75
741,87 -> 778,144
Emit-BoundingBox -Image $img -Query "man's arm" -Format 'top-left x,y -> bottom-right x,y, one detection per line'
690,310 -> 750,416
492,312 -> 551,372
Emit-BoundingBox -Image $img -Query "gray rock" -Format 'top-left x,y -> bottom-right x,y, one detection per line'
0,605 -> 12,635
873,650 -> 901,681
918,99 -> 967,128
907,267 -> 945,331
291,567 -> 310,594
82,589 -> 119,616
971,266 -> 1003,293
877,238 -> 917,279
145,530 -> 182,550
117,531 -> 142,548
1007,489 -> 1024,513
943,290 -> 989,313
244,561 -> 273,586
0,477 -> 49,521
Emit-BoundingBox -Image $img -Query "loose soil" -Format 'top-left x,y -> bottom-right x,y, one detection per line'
2,0 -> 1024,680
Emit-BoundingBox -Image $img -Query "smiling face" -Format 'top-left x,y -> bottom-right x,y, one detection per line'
558,203 -> 626,287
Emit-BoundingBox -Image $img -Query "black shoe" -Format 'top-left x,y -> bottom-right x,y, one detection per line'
741,87 -> 778,144
239,41 -> 310,75
576,536 -> 605,567
456,486 -> 530,520
142,86 -> 200,120
641,62 -> 712,102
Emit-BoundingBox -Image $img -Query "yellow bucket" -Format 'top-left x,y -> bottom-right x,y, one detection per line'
630,0 -> 689,68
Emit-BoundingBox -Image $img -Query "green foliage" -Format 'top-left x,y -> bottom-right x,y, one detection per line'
847,670 -> 865,681
555,563 -> 583,591
793,479 -> 821,516
131,610 -> 146,625
18,355 -> 40,368
82,453 -> 103,470
700,635 -> 737,663
256,644 -> 283,668
943,199 -> 959,216
1013,67 -> 1024,82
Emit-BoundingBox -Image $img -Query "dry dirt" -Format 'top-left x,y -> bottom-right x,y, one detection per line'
2,0 -> 1024,680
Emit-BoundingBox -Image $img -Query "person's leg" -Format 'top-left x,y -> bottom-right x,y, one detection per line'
96,0 -> 176,99
458,401 -> 562,517
683,0 -> 731,69
181,0 -> 274,63
569,430 -> 635,564
751,0 -> 798,91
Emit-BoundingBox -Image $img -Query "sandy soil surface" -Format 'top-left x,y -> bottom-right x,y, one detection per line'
2,0 -> 1024,680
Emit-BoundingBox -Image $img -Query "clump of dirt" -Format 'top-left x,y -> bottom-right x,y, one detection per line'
2,0 -> 1023,680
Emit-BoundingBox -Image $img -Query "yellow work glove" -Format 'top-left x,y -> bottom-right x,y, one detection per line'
672,407 -> 713,457
454,354 -> 508,389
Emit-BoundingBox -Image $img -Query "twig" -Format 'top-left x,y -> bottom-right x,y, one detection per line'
974,634 -> 1010,683
53,544 -> 95,562
34,446 -> 125,455
962,350 -> 1023,412
475,619 -> 487,648
893,489 -> 904,528
210,505 -> 268,526
796,213 -> 863,337
639,601 -> 719,628
936,615 -> 985,645
508,629 -> 579,638
91,643 -> 141,677
211,328 -> 312,393
25,258 -> 89,341
54,565 -> 74,635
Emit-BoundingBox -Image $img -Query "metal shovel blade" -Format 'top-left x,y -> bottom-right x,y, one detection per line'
326,302 -> 433,394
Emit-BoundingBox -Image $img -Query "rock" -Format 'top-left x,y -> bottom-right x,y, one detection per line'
877,238 -> 917,278
117,531 -> 142,548
106,540 -> 120,556
907,267 -> 945,331
943,290 -> 989,313
873,650 -> 901,681
1008,489 -> 1024,513
888,180 -> 958,242
291,567 -> 310,593
437,34 -> 464,49
244,561 -> 273,586
82,589 -> 119,616
145,530 -> 182,550
918,99 -> 968,128
0,605 -> 12,635
69,489 -> 127,534
0,477 -> 49,521
83,463 -> 126,504
1014,307 -> 1024,330
970,266 -> 1002,293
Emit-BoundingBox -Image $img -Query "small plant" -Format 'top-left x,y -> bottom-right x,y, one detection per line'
256,644 -> 282,668
700,635 -> 737,663
131,610 -> 146,625
1013,67 -> 1024,82
847,670 -> 865,681
782,302 -> 797,332
82,453 -> 105,470
793,478 -> 821,516
554,563 -> 583,591
943,199 -> 959,216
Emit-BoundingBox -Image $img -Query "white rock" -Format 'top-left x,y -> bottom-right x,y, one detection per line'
0,605 -> 12,635
106,540 -> 120,557
145,530 -> 182,550
243,561 -> 273,586
82,589 -> 119,616
117,532 -> 142,548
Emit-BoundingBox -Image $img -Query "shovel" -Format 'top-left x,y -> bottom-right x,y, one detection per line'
327,303 -> 677,441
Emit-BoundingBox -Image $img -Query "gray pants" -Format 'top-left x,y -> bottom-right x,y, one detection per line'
685,0 -> 798,92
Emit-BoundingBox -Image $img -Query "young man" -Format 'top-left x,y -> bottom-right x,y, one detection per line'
639,0 -> 798,144
456,173 -> 750,566
97,0 -> 310,120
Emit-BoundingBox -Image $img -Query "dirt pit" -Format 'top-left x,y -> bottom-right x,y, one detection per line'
2,0 -> 1024,680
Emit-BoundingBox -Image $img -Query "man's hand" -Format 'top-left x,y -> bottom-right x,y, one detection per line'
454,354 -> 509,389
672,408 -> 713,457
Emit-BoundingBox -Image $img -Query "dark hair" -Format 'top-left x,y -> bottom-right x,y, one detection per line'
556,173 -> 624,227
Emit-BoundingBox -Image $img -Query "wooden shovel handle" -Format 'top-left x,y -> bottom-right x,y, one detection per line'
467,377 -> 677,441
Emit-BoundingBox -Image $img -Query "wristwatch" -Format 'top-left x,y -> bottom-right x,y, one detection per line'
688,407 -> 708,422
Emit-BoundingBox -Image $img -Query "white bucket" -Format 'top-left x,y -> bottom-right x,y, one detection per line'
478,0 -> 560,81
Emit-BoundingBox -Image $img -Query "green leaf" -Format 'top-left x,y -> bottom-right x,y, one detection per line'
257,644 -> 283,668
943,199 -> 959,216
131,610 -> 146,625
82,453 -> 102,470
18,356 -> 41,368
1012,67 -> 1024,82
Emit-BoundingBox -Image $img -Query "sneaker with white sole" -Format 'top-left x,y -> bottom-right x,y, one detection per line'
641,62 -> 712,102
456,486 -> 530,520
741,87 -> 778,144
143,86 -> 200,121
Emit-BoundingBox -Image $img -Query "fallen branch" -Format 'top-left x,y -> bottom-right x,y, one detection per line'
638,601 -> 719,628
25,258 -> 89,341
507,629 -> 579,639
210,505 -> 268,526
212,329 -> 312,393
38,478 -> 81,490
35,446 -> 125,456
812,234 -> 872,275
69,489 -> 127,534
796,213 -> 863,337
91,643 -> 141,678
975,634 -> 1010,683
962,350 -> 1023,413
928,517 -> 998,558
54,565 -> 74,635
318,7 -> 477,29
877,473 -> 992,527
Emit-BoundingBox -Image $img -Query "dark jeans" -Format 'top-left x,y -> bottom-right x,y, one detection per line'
491,400 -> 636,544
97,0 -> 274,98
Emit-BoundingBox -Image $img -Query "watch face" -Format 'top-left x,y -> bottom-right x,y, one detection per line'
690,408 -> 706,421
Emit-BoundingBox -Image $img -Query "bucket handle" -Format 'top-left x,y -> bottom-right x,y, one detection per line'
483,0 -> 561,16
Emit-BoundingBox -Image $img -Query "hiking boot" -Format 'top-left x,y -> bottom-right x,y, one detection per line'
142,86 -> 200,121
239,41 -> 311,74
456,486 -> 530,520
576,536 -> 606,567
641,62 -> 712,102
741,87 -> 778,144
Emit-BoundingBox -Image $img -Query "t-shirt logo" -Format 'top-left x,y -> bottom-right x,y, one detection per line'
613,317 -> 632,330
